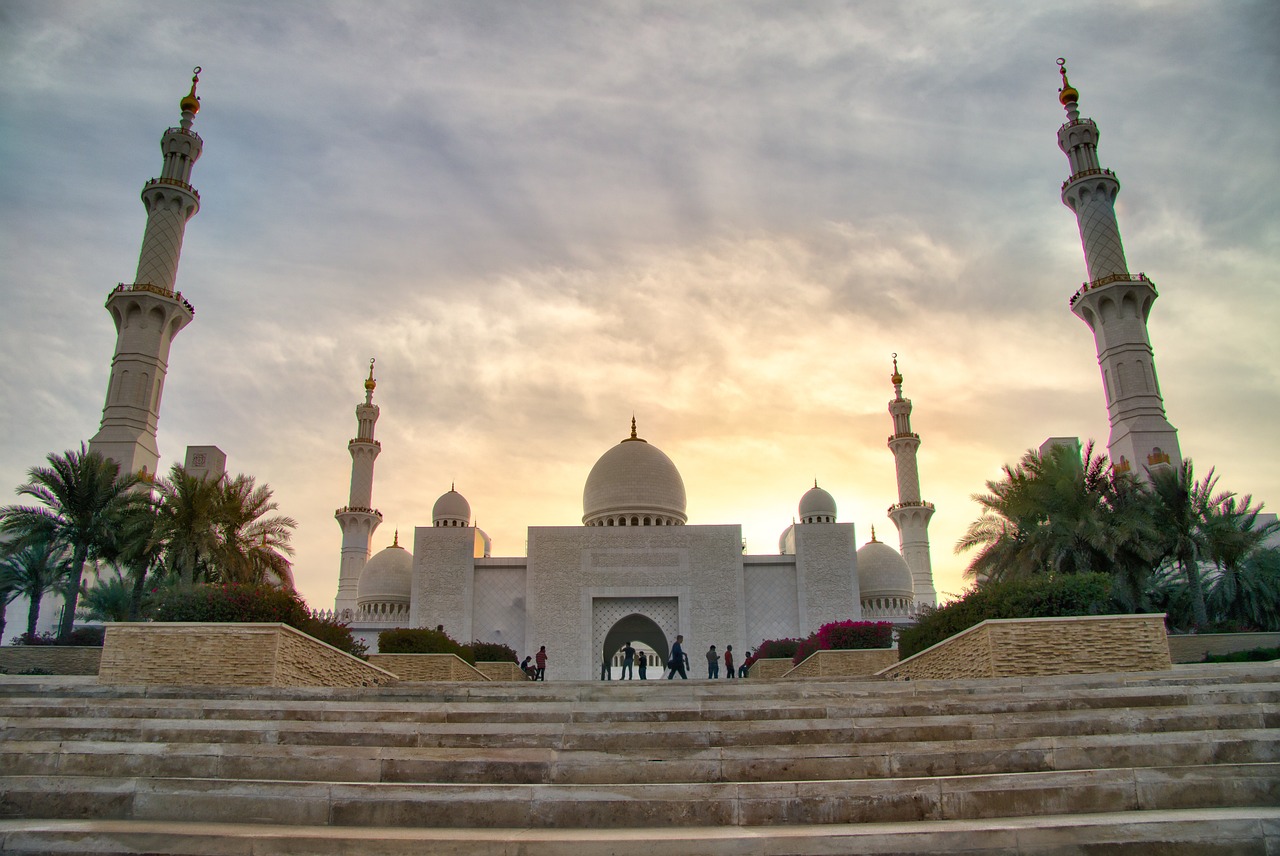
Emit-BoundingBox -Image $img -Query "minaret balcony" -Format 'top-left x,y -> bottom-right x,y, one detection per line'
335,505 -> 383,519
108,283 -> 196,316
887,432 -> 920,443
888,500 -> 935,513
164,126 -> 203,142
348,438 -> 382,448
1061,167 -> 1115,191
143,177 -> 200,200
1068,273 -> 1155,308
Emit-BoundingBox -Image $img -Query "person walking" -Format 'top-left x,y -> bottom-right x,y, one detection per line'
600,651 -> 612,681
706,645 -> 719,679
621,642 -> 635,679
667,635 -> 688,680
637,650 -> 648,680
724,645 -> 735,679
535,645 -> 547,681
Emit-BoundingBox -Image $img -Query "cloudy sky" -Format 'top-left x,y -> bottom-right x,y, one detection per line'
2,1 -> 1277,615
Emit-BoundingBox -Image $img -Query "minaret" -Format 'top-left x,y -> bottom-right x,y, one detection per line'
88,68 -> 204,480
886,355 -> 937,608
334,359 -> 384,618
1056,59 -> 1180,476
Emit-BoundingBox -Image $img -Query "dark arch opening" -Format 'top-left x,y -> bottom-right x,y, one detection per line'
601,612 -> 670,673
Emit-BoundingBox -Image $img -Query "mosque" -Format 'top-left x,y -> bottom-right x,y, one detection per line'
81,63 -> 1186,679
329,360 -> 938,677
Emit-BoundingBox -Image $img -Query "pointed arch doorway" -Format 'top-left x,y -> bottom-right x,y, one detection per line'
602,613 -> 670,675
591,596 -> 678,678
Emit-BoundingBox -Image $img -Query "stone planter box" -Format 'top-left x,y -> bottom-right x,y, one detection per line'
0,646 -> 103,676
1167,632 -> 1280,664
745,658 -> 794,680
880,614 -> 1171,681
784,648 -> 898,679
99,623 -> 395,688
475,661 -> 528,681
368,653 -> 490,682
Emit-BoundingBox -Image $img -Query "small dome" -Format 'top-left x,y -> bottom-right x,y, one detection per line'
856,538 -> 914,600
799,483 -> 837,523
180,67 -> 201,115
356,541 -> 412,605
433,488 -> 470,526
582,420 -> 687,526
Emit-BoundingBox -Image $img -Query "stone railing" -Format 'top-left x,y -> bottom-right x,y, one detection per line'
367,653 -> 490,682
143,176 -> 200,199
475,661 -> 528,682
879,614 -> 1171,681
1069,273 -> 1155,307
1061,167 -> 1115,189
0,646 -> 103,675
334,505 -> 383,518
109,282 -> 196,315
98,623 -> 395,688
783,648 -> 898,679
1167,632 -> 1280,664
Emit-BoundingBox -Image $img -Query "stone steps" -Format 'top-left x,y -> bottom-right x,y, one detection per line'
1,664 -> 1277,852
3,808 -> 1277,856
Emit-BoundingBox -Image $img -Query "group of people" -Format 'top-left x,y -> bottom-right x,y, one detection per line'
519,645 -> 547,681
666,636 -> 750,679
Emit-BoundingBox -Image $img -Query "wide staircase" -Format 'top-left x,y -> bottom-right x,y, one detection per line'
1,663 -> 1277,854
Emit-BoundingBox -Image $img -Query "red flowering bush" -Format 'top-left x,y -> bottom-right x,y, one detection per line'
816,620 -> 894,651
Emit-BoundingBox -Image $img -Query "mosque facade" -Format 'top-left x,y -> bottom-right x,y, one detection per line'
332,372 -> 937,680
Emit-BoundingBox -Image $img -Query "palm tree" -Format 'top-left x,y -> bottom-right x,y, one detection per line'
211,474 -> 296,588
0,558 -> 19,643
77,566 -> 138,623
1146,461 -> 1227,630
0,537 -> 73,638
0,445 -> 138,639
957,442 -> 1155,588
1206,546 -> 1280,631
101,496 -> 166,620
153,464 -> 223,587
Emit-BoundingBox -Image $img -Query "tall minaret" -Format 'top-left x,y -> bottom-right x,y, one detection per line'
1056,59 -> 1180,476
886,356 -> 937,608
88,69 -> 204,480
334,359 -> 384,618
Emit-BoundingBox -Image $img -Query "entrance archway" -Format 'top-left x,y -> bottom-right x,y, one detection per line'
601,612 -> 670,672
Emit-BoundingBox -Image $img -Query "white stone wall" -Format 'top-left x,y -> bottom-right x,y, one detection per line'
743,557 -> 800,649
793,522 -> 860,631
524,524 -> 746,680
412,526 -> 476,642
471,562 -> 528,650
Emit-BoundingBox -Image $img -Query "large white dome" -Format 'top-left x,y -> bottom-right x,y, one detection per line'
799,483 -> 837,523
433,487 -> 471,527
582,421 -> 687,527
356,540 -> 413,605
856,537 -> 915,600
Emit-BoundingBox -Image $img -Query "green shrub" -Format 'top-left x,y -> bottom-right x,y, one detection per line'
753,637 -> 805,661
470,640 -> 518,663
898,573 -> 1114,659
1202,646 -> 1280,664
19,667 -> 54,675
299,614 -> 368,659
377,627 -> 475,663
151,583 -> 311,627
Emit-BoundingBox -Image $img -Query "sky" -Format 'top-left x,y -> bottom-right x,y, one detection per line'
1,1 -> 1277,618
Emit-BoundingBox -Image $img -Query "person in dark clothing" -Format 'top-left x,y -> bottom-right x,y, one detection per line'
621,642 -> 636,679
535,645 -> 547,681
724,645 -> 735,679
667,635 -> 689,680
637,651 -> 648,680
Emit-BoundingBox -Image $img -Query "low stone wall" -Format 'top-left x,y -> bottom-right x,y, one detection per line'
784,648 -> 898,679
0,646 -> 102,676
880,614 -> 1171,681
1167,632 -> 1280,663
475,661 -> 528,681
368,653 -> 490,682
745,658 -> 794,680
99,623 -> 396,688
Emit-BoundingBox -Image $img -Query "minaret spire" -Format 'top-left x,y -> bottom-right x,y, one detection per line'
88,68 -> 204,480
1056,60 -> 1180,475
334,358 -> 384,617
885,355 -> 937,608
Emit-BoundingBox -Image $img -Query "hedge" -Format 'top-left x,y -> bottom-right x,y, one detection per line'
377,627 -> 475,663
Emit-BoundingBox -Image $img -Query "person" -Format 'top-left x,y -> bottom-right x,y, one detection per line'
520,656 -> 535,680
535,645 -> 547,681
621,642 -> 636,679
706,645 -> 719,679
667,635 -> 688,680
637,650 -> 648,680
739,649 -> 753,678
724,645 -> 735,679
600,651 -> 612,681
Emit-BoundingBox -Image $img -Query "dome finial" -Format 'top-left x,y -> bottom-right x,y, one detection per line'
180,66 -> 201,117
393,529 -> 399,547
891,352 -> 904,388
630,415 -> 638,440
870,525 -> 877,542
1057,58 -> 1079,108
364,357 -> 377,391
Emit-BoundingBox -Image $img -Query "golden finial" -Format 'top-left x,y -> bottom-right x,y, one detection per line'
891,353 -> 903,386
393,529 -> 399,547
364,357 -> 376,391
1057,58 -> 1079,106
180,66 -> 202,115
630,416 -> 638,440
814,478 -> 819,488
870,525 -> 877,542
451,481 -> 455,492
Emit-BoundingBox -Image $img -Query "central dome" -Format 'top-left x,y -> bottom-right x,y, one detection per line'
582,420 -> 687,527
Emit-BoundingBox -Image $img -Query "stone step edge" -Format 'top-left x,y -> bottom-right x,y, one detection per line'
0,807 -> 1276,856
